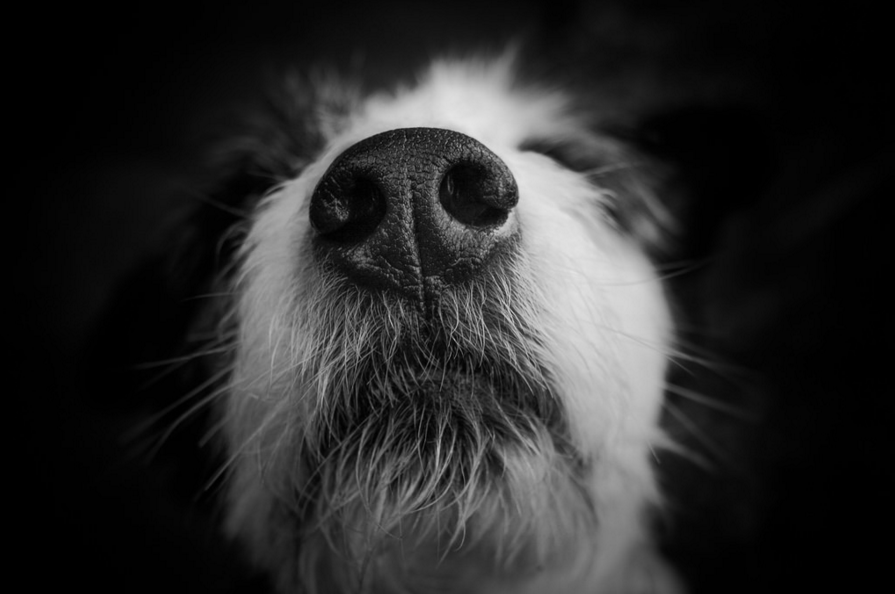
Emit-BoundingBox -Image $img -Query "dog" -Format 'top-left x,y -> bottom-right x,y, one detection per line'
134,52 -> 680,594
22,2 -> 887,592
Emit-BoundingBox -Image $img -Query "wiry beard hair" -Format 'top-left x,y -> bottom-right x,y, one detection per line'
228,245 -> 600,591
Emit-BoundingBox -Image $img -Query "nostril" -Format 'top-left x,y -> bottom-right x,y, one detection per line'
310,175 -> 387,243
439,162 -> 518,228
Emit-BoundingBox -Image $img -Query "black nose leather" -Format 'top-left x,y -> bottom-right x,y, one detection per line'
309,127 -> 519,301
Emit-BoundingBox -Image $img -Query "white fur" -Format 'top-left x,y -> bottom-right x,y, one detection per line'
220,55 -> 680,593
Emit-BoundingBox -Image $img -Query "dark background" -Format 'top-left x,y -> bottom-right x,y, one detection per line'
14,1 -> 890,592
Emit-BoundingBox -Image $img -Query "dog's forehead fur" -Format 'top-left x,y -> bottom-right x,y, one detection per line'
354,56 -> 579,146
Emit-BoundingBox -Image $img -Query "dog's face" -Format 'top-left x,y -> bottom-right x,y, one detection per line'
215,56 -> 677,593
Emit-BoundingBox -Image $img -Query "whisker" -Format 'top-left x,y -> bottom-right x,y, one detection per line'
190,191 -> 253,219
124,364 -> 234,447
665,383 -> 756,421
145,383 -> 233,461
661,402 -> 721,470
132,343 -> 234,370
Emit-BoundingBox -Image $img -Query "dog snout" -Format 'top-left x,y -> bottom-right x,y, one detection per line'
309,127 -> 519,300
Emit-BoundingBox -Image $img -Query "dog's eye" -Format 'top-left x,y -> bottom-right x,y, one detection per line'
519,139 -> 597,174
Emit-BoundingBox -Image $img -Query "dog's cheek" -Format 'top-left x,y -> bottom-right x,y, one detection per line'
511,155 -> 672,452
224,189 -> 310,417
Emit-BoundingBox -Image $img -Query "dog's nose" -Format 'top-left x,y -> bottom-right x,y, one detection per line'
309,127 -> 519,300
